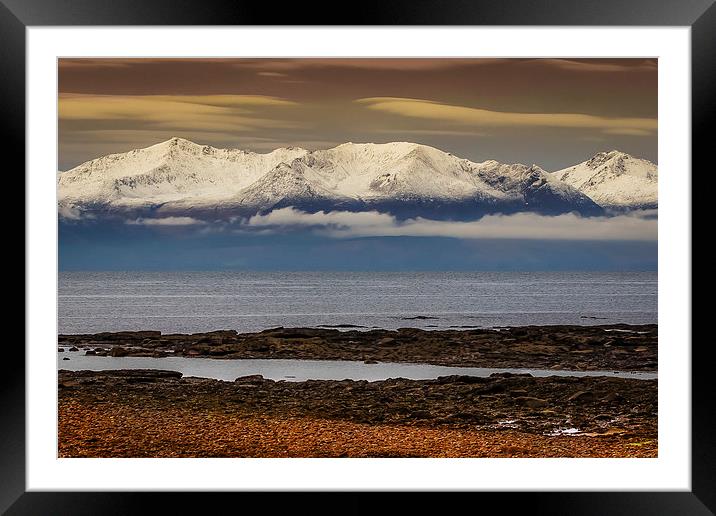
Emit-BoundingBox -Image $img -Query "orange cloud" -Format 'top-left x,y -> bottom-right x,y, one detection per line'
59,94 -> 301,133
356,97 -> 657,134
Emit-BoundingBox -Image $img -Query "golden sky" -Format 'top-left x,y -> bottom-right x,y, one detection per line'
58,58 -> 657,171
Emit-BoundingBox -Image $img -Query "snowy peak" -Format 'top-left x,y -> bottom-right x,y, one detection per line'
583,150 -> 657,180
58,139 -> 655,220
552,151 -> 658,209
586,150 -> 624,168
299,141 -> 487,200
152,136 -> 202,154
58,138 -> 309,208
236,159 -> 350,211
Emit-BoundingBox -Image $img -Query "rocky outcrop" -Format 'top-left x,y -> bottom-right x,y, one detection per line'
58,324 -> 658,371
58,369 -> 657,438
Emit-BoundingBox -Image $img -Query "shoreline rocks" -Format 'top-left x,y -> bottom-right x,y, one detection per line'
58,324 -> 658,372
58,369 -> 657,440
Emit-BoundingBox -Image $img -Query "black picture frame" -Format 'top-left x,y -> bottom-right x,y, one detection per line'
6,0 -> 710,513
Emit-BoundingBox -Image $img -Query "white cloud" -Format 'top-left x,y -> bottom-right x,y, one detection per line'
247,209 -> 394,228
58,204 -> 83,220
126,216 -> 207,226
58,203 -> 95,221
245,207 -> 657,241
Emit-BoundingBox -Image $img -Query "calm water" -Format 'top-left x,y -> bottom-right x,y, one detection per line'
57,355 -> 658,382
58,271 -> 657,334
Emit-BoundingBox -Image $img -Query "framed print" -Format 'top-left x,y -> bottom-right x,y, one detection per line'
7,0 -> 712,513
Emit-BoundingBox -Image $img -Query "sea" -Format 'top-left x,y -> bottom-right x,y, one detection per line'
58,271 -> 657,335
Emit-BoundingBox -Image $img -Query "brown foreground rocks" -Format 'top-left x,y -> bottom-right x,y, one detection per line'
58,324 -> 657,371
58,369 -> 657,458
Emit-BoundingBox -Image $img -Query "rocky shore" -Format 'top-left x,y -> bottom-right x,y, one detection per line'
59,324 -> 657,371
58,325 -> 657,457
58,369 -> 657,458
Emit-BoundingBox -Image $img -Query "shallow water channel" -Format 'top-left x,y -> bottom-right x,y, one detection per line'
58,354 -> 657,382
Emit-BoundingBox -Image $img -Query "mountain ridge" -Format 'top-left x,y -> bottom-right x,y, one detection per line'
551,150 -> 658,210
58,138 -> 657,221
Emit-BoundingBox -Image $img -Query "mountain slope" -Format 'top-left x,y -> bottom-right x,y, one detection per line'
58,137 -> 308,211
551,151 -> 658,210
233,159 -> 363,213
58,138 -> 611,220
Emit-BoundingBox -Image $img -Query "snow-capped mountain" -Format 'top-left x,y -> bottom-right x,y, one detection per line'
551,150 -> 658,210
58,138 -> 644,221
58,137 -> 308,212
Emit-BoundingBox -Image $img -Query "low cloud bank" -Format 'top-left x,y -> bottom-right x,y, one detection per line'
126,216 -> 207,226
246,207 -> 657,241
62,206 -> 657,241
58,204 -> 84,220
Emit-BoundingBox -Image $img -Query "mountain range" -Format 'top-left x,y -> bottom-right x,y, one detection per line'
58,137 -> 658,221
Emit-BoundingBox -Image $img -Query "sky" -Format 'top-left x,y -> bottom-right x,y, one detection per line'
58,58 -> 658,271
58,58 -> 657,172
